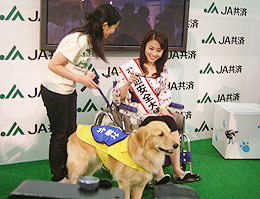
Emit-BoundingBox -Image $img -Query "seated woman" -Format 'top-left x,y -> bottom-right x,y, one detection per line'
112,30 -> 200,184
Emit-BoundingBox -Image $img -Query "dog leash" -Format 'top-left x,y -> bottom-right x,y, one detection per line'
81,76 -> 132,134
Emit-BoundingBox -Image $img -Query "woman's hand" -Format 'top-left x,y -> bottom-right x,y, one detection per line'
80,71 -> 99,89
120,72 -> 139,101
158,107 -> 171,116
127,72 -> 139,86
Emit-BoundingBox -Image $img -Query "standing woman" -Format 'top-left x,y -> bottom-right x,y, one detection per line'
41,4 -> 121,183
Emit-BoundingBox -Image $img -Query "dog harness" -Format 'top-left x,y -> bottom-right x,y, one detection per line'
76,124 -> 147,172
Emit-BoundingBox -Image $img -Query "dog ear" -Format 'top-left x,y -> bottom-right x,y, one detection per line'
135,126 -> 148,147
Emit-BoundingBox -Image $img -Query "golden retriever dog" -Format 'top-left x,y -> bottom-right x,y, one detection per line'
67,121 -> 178,199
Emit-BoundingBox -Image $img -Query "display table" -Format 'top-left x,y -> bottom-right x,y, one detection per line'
212,103 -> 260,159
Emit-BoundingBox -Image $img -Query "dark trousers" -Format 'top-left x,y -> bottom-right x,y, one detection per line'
140,115 -> 178,132
40,85 -> 77,181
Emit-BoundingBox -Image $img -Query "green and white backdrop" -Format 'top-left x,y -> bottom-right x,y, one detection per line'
1,0 -> 260,165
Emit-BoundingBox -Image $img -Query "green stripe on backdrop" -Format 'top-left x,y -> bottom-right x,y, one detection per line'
0,139 -> 259,199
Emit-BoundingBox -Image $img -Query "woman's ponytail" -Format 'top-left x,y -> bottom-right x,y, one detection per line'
70,4 -> 121,63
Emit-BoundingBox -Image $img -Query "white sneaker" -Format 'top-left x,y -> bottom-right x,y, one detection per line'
58,177 -> 69,184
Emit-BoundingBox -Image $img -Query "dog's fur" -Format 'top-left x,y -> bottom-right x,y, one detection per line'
67,121 -> 178,199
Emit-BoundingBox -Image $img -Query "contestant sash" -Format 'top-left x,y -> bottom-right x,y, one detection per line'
119,59 -> 160,114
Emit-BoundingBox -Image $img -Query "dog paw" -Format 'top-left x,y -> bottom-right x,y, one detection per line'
99,179 -> 113,189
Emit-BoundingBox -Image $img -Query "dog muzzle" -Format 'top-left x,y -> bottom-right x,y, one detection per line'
158,143 -> 178,154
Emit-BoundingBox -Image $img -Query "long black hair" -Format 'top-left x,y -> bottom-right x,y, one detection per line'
139,30 -> 168,78
70,4 -> 121,63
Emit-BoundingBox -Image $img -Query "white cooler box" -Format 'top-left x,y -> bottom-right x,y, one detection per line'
212,103 -> 260,159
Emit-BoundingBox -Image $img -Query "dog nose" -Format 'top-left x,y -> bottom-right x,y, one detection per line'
173,143 -> 179,149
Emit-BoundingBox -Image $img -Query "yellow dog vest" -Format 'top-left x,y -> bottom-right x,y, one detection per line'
76,124 -> 146,172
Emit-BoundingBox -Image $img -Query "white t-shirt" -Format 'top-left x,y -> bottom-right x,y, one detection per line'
42,32 -> 93,95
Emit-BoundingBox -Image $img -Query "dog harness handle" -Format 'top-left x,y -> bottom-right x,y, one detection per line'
81,76 -> 130,134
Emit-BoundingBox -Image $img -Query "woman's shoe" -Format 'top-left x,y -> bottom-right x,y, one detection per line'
145,174 -> 171,189
155,174 -> 171,185
172,171 -> 200,184
145,182 -> 154,189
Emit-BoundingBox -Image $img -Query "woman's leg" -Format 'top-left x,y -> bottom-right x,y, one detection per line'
41,86 -> 77,181
162,116 -> 201,182
155,168 -> 166,181
169,130 -> 184,177
158,116 -> 184,176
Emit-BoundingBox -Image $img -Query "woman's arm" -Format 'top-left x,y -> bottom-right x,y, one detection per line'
119,73 -> 139,101
48,52 -> 98,89
112,72 -> 139,105
119,81 -> 131,101
158,66 -> 172,116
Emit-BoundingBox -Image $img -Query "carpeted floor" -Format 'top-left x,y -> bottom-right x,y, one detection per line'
0,139 -> 259,199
